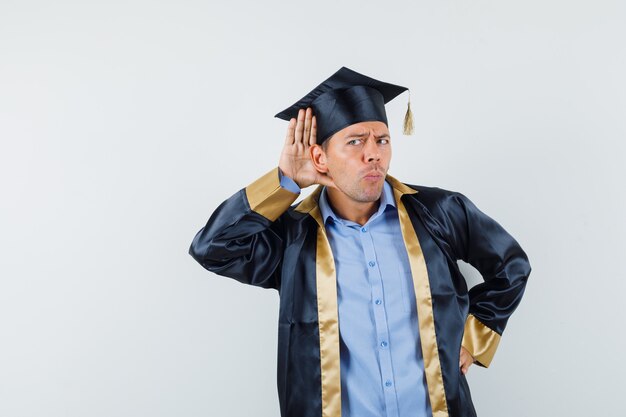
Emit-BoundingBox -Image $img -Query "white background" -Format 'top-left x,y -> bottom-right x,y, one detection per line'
1,1 -> 625,416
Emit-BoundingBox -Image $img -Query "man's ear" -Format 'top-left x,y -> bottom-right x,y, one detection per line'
310,144 -> 329,174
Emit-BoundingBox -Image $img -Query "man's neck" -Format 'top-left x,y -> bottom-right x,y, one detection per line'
325,187 -> 380,226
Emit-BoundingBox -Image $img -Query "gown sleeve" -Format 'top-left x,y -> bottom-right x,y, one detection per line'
188,167 -> 300,290
434,191 -> 531,367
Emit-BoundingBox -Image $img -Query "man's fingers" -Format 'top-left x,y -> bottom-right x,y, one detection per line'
303,108 -> 312,146
309,115 -> 317,146
284,118 -> 296,145
459,358 -> 470,375
294,108 -> 305,144
285,108 -> 314,147
459,348 -> 475,375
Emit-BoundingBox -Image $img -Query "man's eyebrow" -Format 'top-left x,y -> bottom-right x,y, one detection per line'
344,132 -> 390,139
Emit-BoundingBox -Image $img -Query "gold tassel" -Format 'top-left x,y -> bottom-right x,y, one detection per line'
403,90 -> 414,135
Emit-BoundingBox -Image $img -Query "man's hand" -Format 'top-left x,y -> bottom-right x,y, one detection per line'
459,346 -> 476,375
278,107 -> 335,189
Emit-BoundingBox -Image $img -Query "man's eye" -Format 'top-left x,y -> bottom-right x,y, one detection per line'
347,139 -> 361,145
379,138 -> 389,144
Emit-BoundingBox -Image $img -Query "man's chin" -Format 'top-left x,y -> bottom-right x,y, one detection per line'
355,184 -> 384,203
333,179 -> 385,203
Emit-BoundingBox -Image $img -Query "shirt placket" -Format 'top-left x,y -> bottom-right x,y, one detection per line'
358,223 -> 400,417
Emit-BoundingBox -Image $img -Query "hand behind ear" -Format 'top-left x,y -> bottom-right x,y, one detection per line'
279,107 -> 335,189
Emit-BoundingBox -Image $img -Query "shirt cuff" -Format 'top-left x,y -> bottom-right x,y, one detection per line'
278,168 -> 301,194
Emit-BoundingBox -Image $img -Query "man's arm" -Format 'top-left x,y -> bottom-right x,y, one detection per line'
189,108 -> 333,288
434,191 -> 532,367
188,167 -> 299,289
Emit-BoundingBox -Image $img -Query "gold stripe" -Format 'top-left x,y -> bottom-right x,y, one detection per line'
393,187 -> 450,417
314,218 -> 342,417
244,168 -> 299,222
461,314 -> 501,368
294,185 -> 324,216
386,174 -> 418,196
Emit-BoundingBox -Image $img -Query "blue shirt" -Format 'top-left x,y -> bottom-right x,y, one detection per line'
280,172 -> 431,417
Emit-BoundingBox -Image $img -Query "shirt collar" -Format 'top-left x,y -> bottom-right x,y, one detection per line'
318,179 -> 396,226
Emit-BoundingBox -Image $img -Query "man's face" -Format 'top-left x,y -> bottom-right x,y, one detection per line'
321,120 -> 392,203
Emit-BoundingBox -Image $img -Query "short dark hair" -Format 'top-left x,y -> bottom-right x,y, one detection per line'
320,134 -> 333,152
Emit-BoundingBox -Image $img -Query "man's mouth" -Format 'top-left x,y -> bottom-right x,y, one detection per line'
362,170 -> 384,181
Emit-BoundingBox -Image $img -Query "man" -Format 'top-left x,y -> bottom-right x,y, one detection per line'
189,67 -> 531,417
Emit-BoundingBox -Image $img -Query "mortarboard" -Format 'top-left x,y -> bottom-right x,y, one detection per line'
275,66 -> 414,144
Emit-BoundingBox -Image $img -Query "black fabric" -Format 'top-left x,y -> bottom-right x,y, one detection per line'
188,179 -> 531,417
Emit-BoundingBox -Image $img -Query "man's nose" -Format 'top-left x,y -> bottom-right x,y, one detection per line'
364,137 -> 381,162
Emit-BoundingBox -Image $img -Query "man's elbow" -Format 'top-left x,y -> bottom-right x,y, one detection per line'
188,229 -> 213,266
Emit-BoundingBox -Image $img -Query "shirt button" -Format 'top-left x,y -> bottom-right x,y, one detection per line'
368,261 -> 376,267
374,299 -> 382,305
380,341 -> 388,348
361,227 -> 368,232
385,380 -> 393,387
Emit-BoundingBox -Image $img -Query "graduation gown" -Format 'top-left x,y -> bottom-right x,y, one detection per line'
189,168 -> 531,417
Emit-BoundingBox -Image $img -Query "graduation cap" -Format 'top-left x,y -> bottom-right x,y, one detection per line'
275,66 -> 414,144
